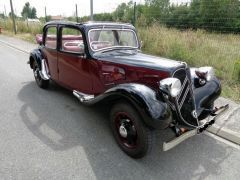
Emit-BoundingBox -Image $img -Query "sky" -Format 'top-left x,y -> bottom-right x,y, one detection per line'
0,0 -> 190,18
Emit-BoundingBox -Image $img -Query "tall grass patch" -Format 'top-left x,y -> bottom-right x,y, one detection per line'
138,24 -> 240,101
0,18 -> 43,35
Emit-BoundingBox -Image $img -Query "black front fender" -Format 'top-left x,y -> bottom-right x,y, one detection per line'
83,83 -> 172,129
194,77 -> 221,118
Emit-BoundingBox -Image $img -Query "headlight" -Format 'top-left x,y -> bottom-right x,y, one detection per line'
195,66 -> 214,81
160,78 -> 182,98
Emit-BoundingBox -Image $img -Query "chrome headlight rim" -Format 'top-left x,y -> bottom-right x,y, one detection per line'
196,66 -> 215,81
160,78 -> 182,98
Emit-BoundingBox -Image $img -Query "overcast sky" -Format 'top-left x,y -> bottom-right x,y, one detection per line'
0,0 -> 190,17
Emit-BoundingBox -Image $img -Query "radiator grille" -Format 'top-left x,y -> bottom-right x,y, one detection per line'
172,68 -> 199,126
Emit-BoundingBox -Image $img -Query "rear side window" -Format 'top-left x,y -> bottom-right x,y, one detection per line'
45,26 -> 57,49
61,27 -> 84,54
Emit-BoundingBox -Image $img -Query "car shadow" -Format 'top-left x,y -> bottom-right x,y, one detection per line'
18,81 -> 233,179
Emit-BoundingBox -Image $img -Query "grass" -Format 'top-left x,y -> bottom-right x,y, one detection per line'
0,18 -> 42,42
2,31 -> 36,44
1,20 -> 239,101
138,24 -> 240,102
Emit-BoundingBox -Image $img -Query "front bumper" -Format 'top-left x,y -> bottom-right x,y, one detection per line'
163,104 -> 229,151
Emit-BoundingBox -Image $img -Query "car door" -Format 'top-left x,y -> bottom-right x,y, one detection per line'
58,26 -> 93,93
42,26 -> 58,81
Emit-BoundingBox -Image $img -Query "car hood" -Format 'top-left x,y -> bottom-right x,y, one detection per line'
95,52 -> 185,74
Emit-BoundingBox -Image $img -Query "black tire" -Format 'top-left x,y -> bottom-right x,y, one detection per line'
110,102 -> 152,158
33,60 -> 49,89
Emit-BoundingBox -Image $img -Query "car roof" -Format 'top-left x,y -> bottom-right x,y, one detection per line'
44,21 -> 135,30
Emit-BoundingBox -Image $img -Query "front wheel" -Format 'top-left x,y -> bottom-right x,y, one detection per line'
33,60 -> 49,89
110,102 -> 152,158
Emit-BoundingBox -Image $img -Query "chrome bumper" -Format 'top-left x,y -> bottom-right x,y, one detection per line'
163,104 -> 229,151
163,129 -> 197,151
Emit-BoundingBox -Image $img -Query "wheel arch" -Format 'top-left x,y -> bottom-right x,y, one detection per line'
29,49 -> 43,69
82,83 -> 172,129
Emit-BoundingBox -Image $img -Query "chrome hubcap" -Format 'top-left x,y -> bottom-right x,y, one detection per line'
115,113 -> 138,148
119,124 -> 128,138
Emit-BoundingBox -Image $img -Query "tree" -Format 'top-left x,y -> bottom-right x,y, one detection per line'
31,7 -> 37,18
166,4 -> 190,29
21,2 -> 37,19
164,0 -> 240,33
9,12 -> 17,18
94,13 -> 113,21
0,13 -> 5,19
144,0 -> 170,24
196,0 -> 240,32
113,3 -> 128,21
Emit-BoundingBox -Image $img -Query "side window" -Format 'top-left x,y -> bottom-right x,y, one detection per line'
45,26 -> 57,49
61,27 -> 84,54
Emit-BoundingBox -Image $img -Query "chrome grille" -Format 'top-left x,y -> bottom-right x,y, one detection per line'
172,68 -> 199,126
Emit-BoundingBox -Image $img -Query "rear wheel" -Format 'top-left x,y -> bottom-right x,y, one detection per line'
110,102 -> 152,158
33,60 -> 49,89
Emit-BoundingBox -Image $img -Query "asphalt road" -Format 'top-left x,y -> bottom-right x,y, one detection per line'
0,42 -> 240,180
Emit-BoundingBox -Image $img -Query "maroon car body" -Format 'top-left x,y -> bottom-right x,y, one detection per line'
29,21 -> 226,158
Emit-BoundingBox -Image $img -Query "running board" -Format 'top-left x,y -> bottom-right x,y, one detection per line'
163,129 -> 197,151
73,90 -> 94,102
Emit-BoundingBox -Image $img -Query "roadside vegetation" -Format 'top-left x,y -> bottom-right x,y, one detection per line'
138,25 -> 240,101
0,0 -> 240,101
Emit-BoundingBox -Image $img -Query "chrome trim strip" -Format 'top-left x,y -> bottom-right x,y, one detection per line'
172,67 -> 186,77
179,87 -> 190,109
172,67 -> 200,128
102,72 -> 111,75
167,101 -> 176,111
176,77 -> 188,101
143,75 -> 159,78
187,68 -> 200,126
88,28 -> 139,52
163,129 -> 197,151
73,90 -> 95,102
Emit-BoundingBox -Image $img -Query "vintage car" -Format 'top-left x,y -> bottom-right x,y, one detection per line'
28,21 -> 228,158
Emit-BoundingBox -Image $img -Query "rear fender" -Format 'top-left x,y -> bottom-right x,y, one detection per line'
29,48 -> 50,80
29,48 -> 42,69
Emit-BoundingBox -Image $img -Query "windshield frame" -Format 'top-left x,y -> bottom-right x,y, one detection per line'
87,28 -> 139,52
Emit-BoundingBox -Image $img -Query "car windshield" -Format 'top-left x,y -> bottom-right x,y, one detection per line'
88,29 -> 138,52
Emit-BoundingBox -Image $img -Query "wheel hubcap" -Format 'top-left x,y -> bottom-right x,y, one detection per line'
119,124 -> 128,138
115,112 -> 138,149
